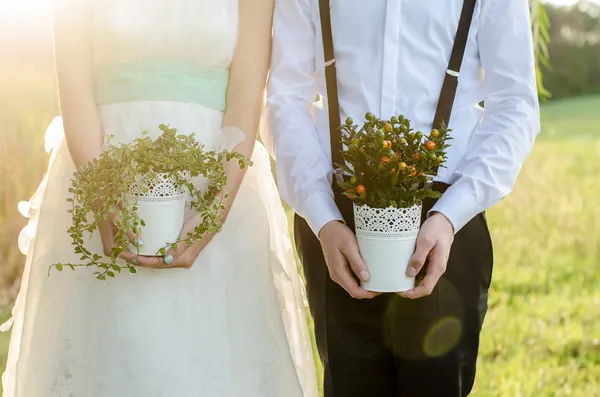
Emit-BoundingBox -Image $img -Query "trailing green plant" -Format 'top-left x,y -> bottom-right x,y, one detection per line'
51,124 -> 250,280
337,113 -> 451,209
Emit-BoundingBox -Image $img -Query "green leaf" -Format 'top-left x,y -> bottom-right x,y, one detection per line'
129,266 -> 138,274
55,264 -> 64,271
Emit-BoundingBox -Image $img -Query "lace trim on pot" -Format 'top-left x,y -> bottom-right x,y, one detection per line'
353,204 -> 422,239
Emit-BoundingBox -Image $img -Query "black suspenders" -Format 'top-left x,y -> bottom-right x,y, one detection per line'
319,0 -> 477,181
318,0 -> 345,172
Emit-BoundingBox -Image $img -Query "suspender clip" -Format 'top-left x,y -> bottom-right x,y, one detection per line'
446,69 -> 460,78
424,174 -> 435,190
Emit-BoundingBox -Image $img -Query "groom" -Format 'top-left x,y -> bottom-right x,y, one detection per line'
264,0 -> 540,396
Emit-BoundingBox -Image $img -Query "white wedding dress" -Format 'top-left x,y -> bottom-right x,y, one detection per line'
1,1 -> 318,396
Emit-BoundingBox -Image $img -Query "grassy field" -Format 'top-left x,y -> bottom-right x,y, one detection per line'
0,64 -> 599,396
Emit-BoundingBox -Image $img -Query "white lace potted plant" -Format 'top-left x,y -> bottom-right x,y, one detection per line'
53,124 -> 250,280
337,113 -> 451,292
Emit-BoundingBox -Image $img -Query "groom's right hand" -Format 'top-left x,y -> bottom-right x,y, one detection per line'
319,221 -> 379,300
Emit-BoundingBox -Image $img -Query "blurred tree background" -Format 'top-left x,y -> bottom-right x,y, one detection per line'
541,1 -> 600,99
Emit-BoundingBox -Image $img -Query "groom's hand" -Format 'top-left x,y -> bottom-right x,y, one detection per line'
319,221 -> 379,300
399,212 -> 454,299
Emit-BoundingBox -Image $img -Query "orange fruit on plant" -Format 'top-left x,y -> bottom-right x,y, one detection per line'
430,129 -> 440,138
410,170 -> 417,177
413,153 -> 421,160
399,162 -> 408,170
436,155 -> 443,163
384,123 -> 393,133
381,156 -> 391,164
387,140 -> 393,147
356,185 -> 366,194
382,140 -> 390,149
390,168 -> 397,173
425,140 -> 436,150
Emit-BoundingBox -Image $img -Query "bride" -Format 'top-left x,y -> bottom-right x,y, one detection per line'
1,0 -> 318,396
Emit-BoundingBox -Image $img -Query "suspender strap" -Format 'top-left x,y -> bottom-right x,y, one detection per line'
318,0 -> 477,179
318,0 -> 345,173
432,0 -> 477,132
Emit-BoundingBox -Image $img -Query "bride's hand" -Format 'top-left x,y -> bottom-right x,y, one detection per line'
133,216 -> 216,269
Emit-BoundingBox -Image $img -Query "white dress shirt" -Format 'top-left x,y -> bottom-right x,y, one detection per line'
263,0 -> 541,237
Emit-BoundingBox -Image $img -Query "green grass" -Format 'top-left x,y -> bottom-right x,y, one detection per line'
1,66 -> 599,396
538,95 -> 600,141
474,139 -> 600,396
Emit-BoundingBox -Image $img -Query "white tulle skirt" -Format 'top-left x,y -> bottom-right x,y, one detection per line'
2,101 -> 318,397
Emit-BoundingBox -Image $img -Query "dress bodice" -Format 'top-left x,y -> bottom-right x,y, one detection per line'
92,0 -> 238,70
90,0 -> 239,109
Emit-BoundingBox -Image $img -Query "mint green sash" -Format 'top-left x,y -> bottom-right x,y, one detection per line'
94,62 -> 229,111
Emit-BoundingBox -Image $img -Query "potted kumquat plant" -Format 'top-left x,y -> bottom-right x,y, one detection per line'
337,113 -> 451,292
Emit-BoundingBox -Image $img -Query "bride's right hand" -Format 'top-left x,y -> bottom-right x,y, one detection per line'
98,205 -> 142,261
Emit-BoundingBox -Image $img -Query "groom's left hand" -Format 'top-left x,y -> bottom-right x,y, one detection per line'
399,212 -> 454,299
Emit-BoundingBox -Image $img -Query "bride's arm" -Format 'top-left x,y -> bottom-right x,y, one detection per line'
134,0 -> 275,268
54,0 -> 104,168
54,0 -> 139,259
218,0 -> 275,220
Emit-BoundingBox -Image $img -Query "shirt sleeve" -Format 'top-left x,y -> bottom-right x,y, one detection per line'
429,0 -> 541,233
263,0 -> 343,237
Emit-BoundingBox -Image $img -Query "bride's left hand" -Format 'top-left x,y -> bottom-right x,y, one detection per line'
132,217 -> 216,269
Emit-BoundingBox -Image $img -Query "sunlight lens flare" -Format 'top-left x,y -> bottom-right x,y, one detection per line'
423,316 -> 463,358
0,0 -> 52,15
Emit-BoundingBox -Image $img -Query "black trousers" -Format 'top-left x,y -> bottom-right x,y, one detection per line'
294,184 -> 493,397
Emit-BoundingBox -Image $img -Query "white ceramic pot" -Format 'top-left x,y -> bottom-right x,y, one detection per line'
354,203 -> 422,293
127,173 -> 187,256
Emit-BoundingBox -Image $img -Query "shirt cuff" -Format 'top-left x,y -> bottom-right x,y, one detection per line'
301,191 -> 344,238
427,185 -> 479,234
